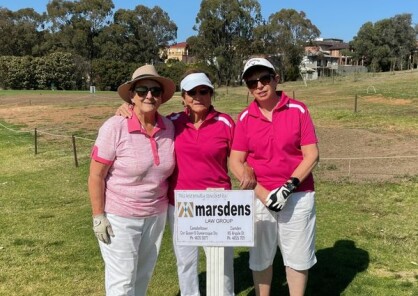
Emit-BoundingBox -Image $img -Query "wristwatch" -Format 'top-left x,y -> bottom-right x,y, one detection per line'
285,177 -> 300,192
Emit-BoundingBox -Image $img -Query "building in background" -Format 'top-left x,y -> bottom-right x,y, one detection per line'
162,42 -> 195,63
301,38 -> 367,80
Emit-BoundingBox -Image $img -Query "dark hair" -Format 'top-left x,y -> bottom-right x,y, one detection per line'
242,66 -> 276,81
242,55 -> 277,81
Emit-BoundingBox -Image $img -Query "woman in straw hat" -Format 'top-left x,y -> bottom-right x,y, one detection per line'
88,64 -> 176,296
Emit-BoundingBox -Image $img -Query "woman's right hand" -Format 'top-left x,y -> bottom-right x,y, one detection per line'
240,163 -> 257,189
93,214 -> 114,244
116,102 -> 132,118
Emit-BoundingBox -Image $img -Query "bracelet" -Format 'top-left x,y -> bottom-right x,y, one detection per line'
285,177 -> 300,193
289,177 -> 300,188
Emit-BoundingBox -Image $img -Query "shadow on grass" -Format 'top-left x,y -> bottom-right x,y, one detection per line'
306,239 -> 369,296
192,239 -> 369,296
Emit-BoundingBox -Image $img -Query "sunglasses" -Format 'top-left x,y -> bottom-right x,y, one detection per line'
186,89 -> 210,96
134,86 -> 162,97
245,74 -> 275,89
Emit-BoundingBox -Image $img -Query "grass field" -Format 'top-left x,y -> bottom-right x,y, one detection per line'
0,70 -> 417,295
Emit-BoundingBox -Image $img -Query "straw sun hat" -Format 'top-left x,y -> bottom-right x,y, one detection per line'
117,64 -> 176,104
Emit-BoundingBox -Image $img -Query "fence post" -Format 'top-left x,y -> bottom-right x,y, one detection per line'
72,135 -> 79,167
293,90 -> 295,99
34,128 -> 38,155
354,94 -> 358,113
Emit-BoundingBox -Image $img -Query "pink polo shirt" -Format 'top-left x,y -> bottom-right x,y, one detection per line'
232,91 -> 318,192
167,107 -> 235,205
91,112 -> 175,217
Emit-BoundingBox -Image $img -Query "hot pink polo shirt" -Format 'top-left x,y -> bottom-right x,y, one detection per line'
232,91 -> 318,192
167,107 -> 235,205
91,112 -> 175,217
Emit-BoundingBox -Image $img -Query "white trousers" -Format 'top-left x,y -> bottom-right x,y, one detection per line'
99,212 -> 167,296
168,205 -> 235,296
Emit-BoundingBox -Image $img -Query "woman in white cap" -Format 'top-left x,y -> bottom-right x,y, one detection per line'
167,70 -> 251,296
117,69 -> 255,296
88,64 -> 176,296
229,57 -> 319,296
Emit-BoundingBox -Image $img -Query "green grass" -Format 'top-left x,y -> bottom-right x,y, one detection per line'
1,70 -> 417,295
1,128 -> 416,296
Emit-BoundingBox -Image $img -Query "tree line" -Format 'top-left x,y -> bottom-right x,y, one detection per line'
0,0 -> 417,91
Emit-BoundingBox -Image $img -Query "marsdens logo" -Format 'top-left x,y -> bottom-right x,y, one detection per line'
177,202 -> 194,217
177,201 -> 251,217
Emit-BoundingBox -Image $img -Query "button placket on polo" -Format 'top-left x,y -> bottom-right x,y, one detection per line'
272,109 -> 281,145
148,136 -> 160,165
142,125 -> 161,166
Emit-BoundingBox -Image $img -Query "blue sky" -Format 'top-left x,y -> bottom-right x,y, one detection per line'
1,0 -> 417,43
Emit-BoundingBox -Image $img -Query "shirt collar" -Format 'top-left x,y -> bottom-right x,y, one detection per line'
127,111 -> 166,133
183,105 -> 218,123
248,91 -> 289,117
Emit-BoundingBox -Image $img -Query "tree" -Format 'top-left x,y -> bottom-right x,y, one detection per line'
265,9 -> 320,81
92,58 -> 135,91
351,14 -> 416,72
0,56 -> 35,89
46,0 -> 114,54
0,52 -> 81,90
33,52 -> 82,90
46,0 -> 114,85
192,0 -> 263,86
0,8 -> 46,56
97,5 -> 177,63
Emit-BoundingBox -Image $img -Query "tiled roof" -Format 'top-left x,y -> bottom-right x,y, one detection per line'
329,43 -> 350,50
170,42 -> 188,48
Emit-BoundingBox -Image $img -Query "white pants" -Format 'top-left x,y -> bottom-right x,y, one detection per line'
99,212 -> 167,296
168,205 -> 235,296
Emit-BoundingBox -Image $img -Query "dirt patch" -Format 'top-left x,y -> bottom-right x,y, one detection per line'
0,105 -> 114,133
1,93 -> 417,182
365,95 -> 413,106
370,267 -> 417,283
315,126 -> 418,182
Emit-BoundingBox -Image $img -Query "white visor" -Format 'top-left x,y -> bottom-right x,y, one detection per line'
180,73 -> 214,91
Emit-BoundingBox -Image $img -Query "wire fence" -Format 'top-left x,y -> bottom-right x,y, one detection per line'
1,121 -> 417,181
316,156 -> 418,181
0,122 -> 94,167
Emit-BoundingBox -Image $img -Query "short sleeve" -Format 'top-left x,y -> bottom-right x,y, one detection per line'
300,107 -> 318,146
231,112 -> 248,152
91,117 -> 121,165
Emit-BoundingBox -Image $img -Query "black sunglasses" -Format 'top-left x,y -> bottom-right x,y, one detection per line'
134,86 -> 163,97
186,89 -> 210,96
245,74 -> 275,89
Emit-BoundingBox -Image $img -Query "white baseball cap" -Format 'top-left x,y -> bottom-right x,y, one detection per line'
242,58 -> 276,79
180,73 -> 214,91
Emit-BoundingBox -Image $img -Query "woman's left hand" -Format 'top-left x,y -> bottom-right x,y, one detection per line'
115,102 -> 132,118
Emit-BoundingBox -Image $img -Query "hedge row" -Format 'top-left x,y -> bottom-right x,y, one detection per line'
0,54 -> 218,91
0,53 -> 86,90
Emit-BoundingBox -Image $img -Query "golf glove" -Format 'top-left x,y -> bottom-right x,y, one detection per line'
93,214 -> 114,244
265,179 -> 299,212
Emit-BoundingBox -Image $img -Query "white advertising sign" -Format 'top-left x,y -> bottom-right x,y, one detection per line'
174,190 -> 255,247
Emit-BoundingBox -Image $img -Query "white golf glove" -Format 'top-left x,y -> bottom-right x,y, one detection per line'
93,214 -> 114,244
265,178 -> 299,212
265,185 -> 292,212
